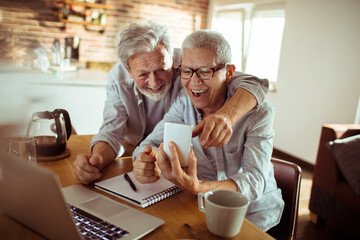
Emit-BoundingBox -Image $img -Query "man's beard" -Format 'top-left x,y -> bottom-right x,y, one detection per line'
138,81 -> 172,101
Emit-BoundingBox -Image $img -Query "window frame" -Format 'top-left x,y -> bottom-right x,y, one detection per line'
208,0 -> 286,91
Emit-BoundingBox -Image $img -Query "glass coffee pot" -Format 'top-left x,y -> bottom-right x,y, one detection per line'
26,109 -> 72,156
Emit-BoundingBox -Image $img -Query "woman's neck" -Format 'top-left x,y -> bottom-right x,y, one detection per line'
200,95 -> 227,119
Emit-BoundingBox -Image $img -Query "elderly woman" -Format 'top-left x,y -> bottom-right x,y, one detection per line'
132,30 -> 284,231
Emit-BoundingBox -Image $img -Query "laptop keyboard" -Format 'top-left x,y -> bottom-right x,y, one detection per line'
69,204 -> 129,240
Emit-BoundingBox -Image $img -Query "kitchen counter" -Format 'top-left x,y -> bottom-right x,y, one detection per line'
29,68 -> 109,87
0,67 -> 108,87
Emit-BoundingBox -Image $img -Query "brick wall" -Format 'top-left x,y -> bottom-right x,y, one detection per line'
0,0 -> 209,65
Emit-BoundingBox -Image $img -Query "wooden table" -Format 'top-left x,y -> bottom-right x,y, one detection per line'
0,135 -> 274,240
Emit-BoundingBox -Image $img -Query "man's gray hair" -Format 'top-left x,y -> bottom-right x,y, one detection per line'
181,30 -> 231,64
117,21 -> 173,69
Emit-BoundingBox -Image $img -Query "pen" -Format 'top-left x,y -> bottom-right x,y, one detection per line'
184,223 -> 201,240
124,173 -> 137,192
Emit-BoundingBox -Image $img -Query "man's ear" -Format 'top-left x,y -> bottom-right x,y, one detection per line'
226,64 -> 236,82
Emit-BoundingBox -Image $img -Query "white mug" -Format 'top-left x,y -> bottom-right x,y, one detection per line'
198,189 -> 249,238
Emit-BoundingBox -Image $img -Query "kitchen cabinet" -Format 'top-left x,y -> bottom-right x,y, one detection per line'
1,69 -> 108,135
30,70 -> 108,134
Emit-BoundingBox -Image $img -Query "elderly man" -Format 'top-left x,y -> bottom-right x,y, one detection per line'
133,30 -> 283,231
73,21 -> 269,184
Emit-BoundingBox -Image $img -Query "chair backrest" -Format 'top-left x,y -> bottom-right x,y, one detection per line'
268,158 -> 302,240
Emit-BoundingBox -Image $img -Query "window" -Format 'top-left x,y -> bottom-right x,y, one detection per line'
246,10 -> 285,83
210,1 -> 286,89
212,10 -> 245,70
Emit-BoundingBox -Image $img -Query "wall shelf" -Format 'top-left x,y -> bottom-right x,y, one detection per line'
60,19 -> 110,27
58,0 -> 111,32
61,0 -> 114,10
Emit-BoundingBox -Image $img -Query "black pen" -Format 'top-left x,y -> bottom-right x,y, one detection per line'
124,173 -> 137,192
184,223 -> 201,240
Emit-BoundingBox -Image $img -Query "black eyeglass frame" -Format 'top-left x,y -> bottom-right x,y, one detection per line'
176,64 -> 227,80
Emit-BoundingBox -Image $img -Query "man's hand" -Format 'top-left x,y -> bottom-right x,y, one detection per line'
158,142 -> 200,195
73,154 -> 103,185
133,145 -> 161,183
192,114 -> 233,148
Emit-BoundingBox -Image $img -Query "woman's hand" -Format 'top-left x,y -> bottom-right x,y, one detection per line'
133,145 -> 161,183
158,142 -> 201,195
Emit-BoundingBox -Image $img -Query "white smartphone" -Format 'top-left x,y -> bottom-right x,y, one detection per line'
163,121 -> 192,167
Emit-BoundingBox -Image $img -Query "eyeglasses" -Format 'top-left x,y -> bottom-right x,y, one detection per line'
176,64 -> 226,80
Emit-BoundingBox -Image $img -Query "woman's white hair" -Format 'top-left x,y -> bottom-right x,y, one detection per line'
116,21 -> 173,69
181,30 -> 231,64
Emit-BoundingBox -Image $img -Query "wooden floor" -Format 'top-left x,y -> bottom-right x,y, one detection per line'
295,167 -> 352,240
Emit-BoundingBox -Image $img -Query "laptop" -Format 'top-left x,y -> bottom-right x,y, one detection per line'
0,151 -> 164,240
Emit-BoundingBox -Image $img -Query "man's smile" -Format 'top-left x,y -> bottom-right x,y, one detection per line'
146,82 -> 166,93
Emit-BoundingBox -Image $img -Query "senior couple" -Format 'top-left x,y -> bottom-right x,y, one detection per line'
73,21 -> 284,232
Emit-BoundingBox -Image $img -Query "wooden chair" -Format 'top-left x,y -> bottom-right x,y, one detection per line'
267,158 -> 302,240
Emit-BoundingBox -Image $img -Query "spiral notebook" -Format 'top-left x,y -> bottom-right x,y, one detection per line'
94,172 -> 181,208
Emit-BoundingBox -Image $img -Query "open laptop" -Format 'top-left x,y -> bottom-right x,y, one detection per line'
0,151 -> 164,240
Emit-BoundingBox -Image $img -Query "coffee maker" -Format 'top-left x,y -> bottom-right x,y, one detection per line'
64,36 -> 80,61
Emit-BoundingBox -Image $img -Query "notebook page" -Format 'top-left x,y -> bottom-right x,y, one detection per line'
95,172 -> 176,203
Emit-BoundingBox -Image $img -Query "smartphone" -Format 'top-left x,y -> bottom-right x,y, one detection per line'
163,121 -> 192,167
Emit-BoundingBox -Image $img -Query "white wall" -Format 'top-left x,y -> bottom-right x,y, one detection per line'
267,0 -> 360,164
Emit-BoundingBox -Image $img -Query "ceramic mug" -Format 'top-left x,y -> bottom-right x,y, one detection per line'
198,189 -> 249,238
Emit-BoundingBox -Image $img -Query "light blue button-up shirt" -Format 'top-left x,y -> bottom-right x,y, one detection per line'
133,89 -> 284,231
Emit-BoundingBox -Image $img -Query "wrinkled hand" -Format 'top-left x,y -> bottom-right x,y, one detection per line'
192,114 -> 233,148
73,154 -> 103,185
158,142 -> 200,195
133,145 -> 161,183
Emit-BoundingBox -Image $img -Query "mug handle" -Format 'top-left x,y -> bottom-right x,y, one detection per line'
198,192 -> 206,213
